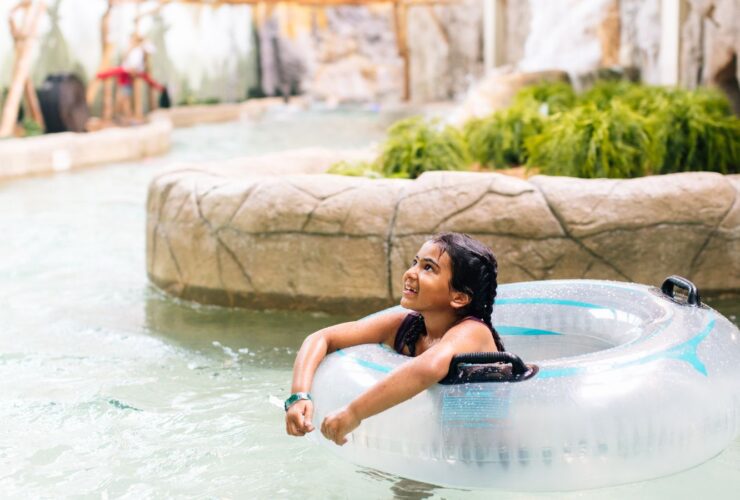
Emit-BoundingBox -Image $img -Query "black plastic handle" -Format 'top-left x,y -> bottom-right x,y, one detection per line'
660,275 -> 701,306
439,352 -> 538,385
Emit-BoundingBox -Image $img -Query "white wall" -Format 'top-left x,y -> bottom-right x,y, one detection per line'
0,0 -> 253,102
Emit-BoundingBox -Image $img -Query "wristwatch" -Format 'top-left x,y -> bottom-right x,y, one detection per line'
284,392 -> 312,411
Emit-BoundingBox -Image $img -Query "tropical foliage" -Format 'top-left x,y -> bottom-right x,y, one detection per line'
331,80 -> 739,179
465,106 -> 545,169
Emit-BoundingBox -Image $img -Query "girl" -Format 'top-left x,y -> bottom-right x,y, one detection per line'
285,232 -> 505,445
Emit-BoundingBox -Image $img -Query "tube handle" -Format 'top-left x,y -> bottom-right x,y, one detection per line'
660,275 -> 701,306
439,351 -> 538,385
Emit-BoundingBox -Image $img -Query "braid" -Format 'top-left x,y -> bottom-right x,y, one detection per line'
465,259 -> 505,352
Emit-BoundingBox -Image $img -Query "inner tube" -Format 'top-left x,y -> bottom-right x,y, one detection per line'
309,277 -> 740,491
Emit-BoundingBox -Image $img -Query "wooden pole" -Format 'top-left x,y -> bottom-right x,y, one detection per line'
393,1 -> 410,101
86,0 -> 116,107
1,0 -> 46,138
133,77 -> 145,119
103,78 -> 114,120
23,78 -> 45,129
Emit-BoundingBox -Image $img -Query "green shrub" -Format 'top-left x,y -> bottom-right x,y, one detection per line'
377,116 -> 470,179
326,160 -> 382,178
580,80 -> 638,109
22,118 -> 43,137
526,102 -> 658,178
464,106 -> 546,168
646,90 -> 739,174
513,81 -> 576,115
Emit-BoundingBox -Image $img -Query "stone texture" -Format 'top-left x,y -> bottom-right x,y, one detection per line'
691,175 -> 740,291
681,0 -> 740,113
147,165 -> 740,313
394,171 -> 563,238
529,172 -> 735,238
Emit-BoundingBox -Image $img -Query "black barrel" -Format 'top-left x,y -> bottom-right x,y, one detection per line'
37,74 -> 90,133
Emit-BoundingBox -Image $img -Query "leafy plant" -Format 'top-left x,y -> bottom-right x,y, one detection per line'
526,102 -> 658,178
513,81 -> 576,115
22,118 -> 44,137
464,106 -> 546,168
579,80 -> 637,109
377,117 -> 470,179
645,90 -> 739,174
326,160 -> 382,178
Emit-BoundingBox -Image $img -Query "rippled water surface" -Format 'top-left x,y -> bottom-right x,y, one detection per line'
1,108 -> 738,499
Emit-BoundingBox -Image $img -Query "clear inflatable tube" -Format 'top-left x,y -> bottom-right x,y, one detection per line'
309,279 -> 740,491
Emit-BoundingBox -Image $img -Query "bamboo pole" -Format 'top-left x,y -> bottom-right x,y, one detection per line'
1,0 -> 46,138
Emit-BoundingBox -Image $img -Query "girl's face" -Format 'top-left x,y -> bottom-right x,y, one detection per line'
401,241 -> 464,312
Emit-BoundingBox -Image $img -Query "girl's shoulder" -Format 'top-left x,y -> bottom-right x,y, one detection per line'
444,316 -> 494,342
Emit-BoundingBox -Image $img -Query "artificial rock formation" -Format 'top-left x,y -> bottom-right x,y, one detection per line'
147,157 -> 739,314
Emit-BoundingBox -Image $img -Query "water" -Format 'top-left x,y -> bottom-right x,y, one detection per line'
1,108 -> 739,499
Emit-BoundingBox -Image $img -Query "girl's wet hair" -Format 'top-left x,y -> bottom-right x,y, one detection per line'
403,232 -> 505,353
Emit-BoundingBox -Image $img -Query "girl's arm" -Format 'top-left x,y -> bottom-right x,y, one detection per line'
320,323 -> 492,445
285,310 -> 407,436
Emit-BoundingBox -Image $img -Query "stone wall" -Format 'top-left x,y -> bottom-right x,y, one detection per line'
147,159 -> 739,314
0,117 -> 171,181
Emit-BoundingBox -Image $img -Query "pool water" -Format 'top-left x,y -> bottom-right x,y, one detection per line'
1,109 -> 738,498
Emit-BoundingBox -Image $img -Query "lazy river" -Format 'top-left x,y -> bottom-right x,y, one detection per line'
1,108 -> 738,498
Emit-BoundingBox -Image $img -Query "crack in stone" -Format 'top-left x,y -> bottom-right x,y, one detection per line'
530,182 -> 632,281
432,189 -> 492,232
299,186 -> 359,231
196,182 -> 225,206
587,180 -> 621,216
688,179 -> 738,277
392,230 -> 567,241
150,180 -> 179,269
170,182 -> 194,222
163,232 -> 184,284
338,192 -> 359,233
283,180 -> 357,202
227,183 -> 259,226
569,220 -> 714,239
510,261 -> 538,280
581,259 -> 596,278
216,226 -> 385,240
216,235 -> 255,290
400,179 -> 482,200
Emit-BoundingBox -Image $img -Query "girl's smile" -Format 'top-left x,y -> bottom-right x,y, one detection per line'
400,241 -> 454,311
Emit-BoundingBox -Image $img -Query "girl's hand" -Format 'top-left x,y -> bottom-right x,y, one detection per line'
320,406 -> 360,445
285,399 -> 315,436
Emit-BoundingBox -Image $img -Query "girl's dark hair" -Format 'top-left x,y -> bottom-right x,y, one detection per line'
403,232 -> 505,353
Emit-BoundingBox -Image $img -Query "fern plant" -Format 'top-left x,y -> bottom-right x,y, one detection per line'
526,102 -> 659,178
645,90 -> 740,174
464,106 -> 546,168
326,160 -> 382,178
513,81 -> 576,115
378,116 -> 471,179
